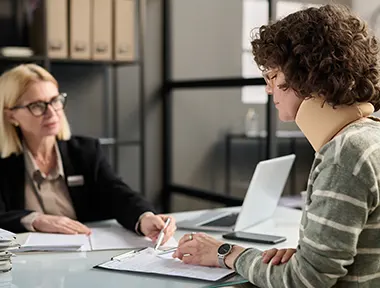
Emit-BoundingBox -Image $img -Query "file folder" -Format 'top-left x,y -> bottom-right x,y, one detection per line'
92,0 -> 113,60
70,0 -> 91,59
43,0 -> 69,58
114,0 -> 136,61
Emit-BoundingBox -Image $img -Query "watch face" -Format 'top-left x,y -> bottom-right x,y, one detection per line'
218,243 -> 232,255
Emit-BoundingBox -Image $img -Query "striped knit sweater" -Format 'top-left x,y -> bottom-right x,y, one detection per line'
234,118 -> 380,287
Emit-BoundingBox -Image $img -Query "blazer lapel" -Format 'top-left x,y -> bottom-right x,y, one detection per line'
58,141 -> 85,219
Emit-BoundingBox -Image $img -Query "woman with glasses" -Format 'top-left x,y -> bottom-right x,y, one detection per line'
173,4 -> 380,287
0,64 -> 176,244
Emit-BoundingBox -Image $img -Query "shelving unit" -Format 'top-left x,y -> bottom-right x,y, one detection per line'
0,0 -> 146,196
161,0 -> 277,212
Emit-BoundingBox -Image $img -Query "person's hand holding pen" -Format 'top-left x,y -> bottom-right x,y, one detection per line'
139,213 -> 177,245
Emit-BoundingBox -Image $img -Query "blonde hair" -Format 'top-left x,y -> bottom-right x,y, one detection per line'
0,64 -> 71,158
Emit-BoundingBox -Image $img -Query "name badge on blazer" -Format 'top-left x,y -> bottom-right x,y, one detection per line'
67,175 -> 84,187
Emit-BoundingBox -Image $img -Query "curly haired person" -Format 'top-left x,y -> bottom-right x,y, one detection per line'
173,4 -> 380,287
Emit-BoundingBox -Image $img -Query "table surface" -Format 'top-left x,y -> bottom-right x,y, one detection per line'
1,206 -> 302,288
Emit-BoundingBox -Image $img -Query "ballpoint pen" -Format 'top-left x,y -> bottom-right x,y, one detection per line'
111,248 -> 146,261
154,218 -> 171,250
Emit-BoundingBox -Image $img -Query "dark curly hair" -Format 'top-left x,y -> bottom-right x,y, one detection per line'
251,4 -> 380,111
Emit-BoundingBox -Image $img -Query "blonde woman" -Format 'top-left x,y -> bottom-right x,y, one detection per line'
0,64 -> 176,244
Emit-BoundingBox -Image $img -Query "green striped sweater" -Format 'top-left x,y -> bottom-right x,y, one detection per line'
234,118 -> 380,287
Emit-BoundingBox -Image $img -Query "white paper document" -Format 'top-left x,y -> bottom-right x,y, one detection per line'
97,248 -> 234,282
89,226 -> 177,251
0,229 -> 16,239
20,233 -> 90,252
18,223 -> 178,252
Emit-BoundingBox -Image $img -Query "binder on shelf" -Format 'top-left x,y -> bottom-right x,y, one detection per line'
114,0 -> 136,61
30,0 -> 68,58
92,0 -> 113,60
70,0 -> 91,59
47,0 -> 68,58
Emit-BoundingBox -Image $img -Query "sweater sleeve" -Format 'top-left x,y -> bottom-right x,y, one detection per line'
234,164 -> 371,287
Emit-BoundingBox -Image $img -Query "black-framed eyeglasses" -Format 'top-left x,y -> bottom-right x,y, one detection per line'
10,93 -> 67,117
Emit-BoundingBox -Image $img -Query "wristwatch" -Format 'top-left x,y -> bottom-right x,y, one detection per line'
217,243 -> 233,269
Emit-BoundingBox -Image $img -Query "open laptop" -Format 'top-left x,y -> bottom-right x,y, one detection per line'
177,154 -> 296,232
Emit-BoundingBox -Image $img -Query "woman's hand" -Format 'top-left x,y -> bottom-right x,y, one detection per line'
32,215 -> 92,235
172,232 -> 245,268
139,213 -> 176,244
262,248 -> 296,265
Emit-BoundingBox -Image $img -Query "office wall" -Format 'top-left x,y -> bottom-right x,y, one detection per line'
352,0 -> 380,39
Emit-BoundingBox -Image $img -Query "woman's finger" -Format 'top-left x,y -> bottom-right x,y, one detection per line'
158,214 -> 170,221
164,219 -> 176,234
152,216 -> 166,230
173,240 -> 197,259
180,240 -> 198,251
75,221 -> 92,234
161,225 -> 177,244
161,233 -> 171,245
168,226 -> 177,238
175,247 -> 198,260
65,220 -> 84,233
177,233 -> 195,247
262,248 -> 278,263
148,221 -> 177,244
271,250 -> 287,265
71,220 -> 91,235
147,230 -> 159,239
62,219 -> 90,235
56,224 -> 77,235
182,254 -> 201,265
281,249 -> 296,263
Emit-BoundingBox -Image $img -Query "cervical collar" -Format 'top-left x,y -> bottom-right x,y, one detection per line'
295,97 -> 374,151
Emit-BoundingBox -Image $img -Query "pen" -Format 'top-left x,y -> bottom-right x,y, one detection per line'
111,248 -> 146,261
157,247 -> 177,255
154,218 -> 171,250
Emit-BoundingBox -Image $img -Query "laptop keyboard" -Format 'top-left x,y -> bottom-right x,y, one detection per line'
202,213 -> 239,227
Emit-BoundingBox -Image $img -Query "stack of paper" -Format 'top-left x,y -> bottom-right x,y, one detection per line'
0,229 -> 19,272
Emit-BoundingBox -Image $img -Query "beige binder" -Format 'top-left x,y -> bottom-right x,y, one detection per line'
46,0 -> 68,58
114,0 -> 136,61
92,0 -> 112,60
70,0 -> 91,59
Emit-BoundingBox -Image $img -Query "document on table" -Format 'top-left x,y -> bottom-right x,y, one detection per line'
17,223 -> 178,252
0,229 -> 16,240
19,233 -> 90,252
96,247 -> 235,282
89,225 -> 178,251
